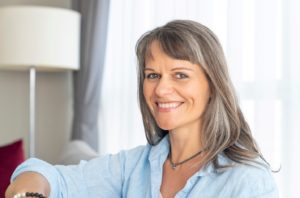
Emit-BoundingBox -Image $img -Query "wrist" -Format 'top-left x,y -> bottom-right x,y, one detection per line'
13,192 -> 46,198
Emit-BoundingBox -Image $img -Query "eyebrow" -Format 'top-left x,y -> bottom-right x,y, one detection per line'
144,67 -> 194,72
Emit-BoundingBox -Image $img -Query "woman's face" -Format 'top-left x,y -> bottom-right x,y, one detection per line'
143,41 -> 211,132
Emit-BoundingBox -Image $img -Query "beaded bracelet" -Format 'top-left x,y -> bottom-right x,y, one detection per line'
13,192 -> 46,198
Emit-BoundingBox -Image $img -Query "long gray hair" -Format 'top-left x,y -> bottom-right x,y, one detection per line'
136,20 -> 263,168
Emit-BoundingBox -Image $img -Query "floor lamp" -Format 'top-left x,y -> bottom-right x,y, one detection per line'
0,6 -> 80,157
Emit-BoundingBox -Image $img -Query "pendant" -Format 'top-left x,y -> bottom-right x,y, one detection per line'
171,163 -> 177,169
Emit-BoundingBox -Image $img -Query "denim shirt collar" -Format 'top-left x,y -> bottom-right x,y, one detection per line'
148,135 -> 234,177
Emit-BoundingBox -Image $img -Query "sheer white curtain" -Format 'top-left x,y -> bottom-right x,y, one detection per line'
99,0 -> 300,196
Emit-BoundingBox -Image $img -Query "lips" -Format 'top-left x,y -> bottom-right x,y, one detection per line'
155,102 -> 183,112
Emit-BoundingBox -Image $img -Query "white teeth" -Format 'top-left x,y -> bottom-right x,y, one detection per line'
158,102 -> 181,109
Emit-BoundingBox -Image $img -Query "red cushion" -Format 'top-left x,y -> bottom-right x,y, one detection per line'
0,139 -> 25,196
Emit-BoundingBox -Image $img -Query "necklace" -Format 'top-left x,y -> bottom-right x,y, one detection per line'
168,148 -> 203,169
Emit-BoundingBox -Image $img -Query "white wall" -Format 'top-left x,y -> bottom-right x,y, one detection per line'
0,0 -> 73,164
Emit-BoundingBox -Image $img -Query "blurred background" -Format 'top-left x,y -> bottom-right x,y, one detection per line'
0,0 -> 299,197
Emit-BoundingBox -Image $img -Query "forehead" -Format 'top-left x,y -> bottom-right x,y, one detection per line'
144,41 -> 205,74
145,42 -> 191,69
145,41 -> 165,62
144,39 -> 195,65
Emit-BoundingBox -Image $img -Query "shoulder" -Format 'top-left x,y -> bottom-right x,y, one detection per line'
86,144 -> 152,175
216,155 -> 279,197
105,144 -> 151,169
121,144 -> 151,160
83,144 -> 151,171
116,135 -> 169,166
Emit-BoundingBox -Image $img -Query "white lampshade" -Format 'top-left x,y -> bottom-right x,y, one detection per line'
0,5 -> 80,71
0,5 -> 80,157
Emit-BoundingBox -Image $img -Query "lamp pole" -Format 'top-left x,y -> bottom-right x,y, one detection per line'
29,66 -> 36,157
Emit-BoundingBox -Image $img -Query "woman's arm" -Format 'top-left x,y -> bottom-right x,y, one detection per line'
4,153 -> 125,198
5,172 -> 50,198
4,145 -> 149,197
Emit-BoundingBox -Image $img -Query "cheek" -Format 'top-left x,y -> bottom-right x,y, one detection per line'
143,83 -> 149,99
198,90 -> 211,111
188,86 -> 210,109
143,83 -> 153,106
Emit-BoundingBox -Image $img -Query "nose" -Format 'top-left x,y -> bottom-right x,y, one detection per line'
154,77 -> 174,97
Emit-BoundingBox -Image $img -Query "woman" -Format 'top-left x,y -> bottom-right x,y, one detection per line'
6,20 -> 278,198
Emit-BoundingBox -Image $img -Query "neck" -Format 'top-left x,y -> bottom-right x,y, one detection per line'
168,127 -> 203,163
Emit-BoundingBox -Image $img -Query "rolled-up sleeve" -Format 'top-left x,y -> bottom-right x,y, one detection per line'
11,152 -> 125,198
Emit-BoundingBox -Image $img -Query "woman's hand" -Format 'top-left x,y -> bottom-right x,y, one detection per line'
5,172 -> 50,198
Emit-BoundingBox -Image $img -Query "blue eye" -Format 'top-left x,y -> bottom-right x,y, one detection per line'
146,73 -> 160,79
175,73 -> 188,79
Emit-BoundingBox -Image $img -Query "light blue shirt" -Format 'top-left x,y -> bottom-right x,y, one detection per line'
12,136 -> 278,197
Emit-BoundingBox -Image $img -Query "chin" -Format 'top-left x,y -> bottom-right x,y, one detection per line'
156,122 -> 176,131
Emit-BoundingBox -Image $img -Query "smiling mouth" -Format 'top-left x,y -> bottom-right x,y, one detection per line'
156,102 -> 183,111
